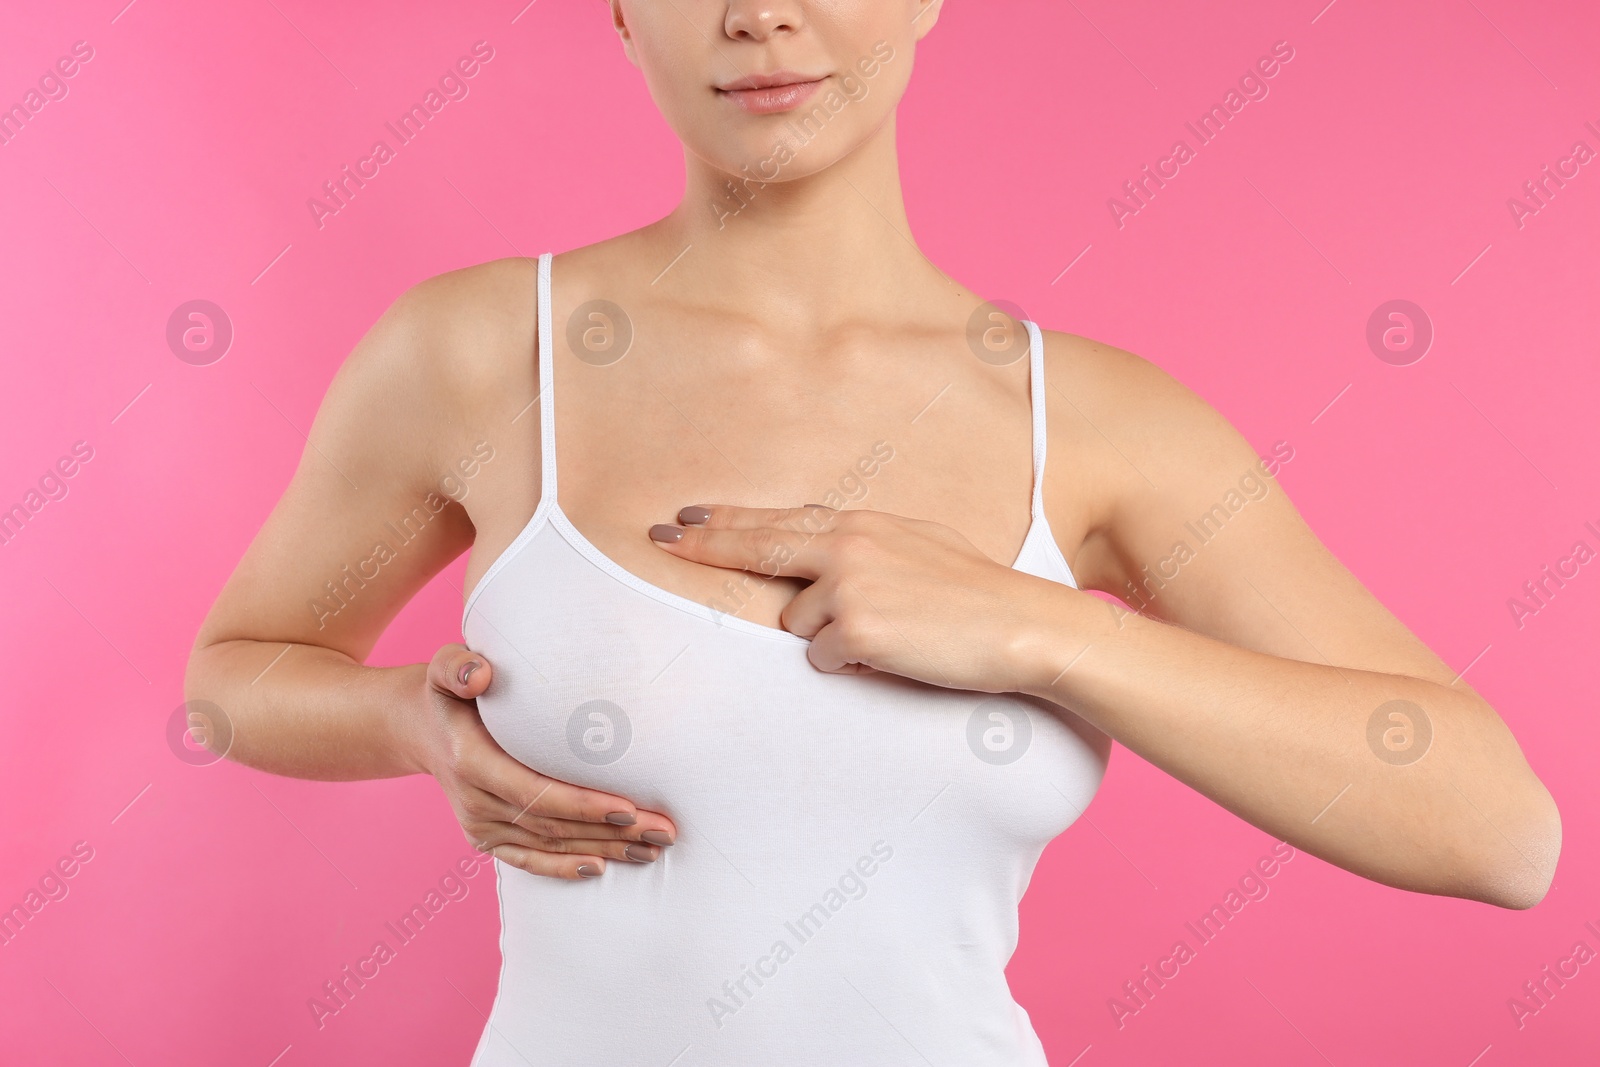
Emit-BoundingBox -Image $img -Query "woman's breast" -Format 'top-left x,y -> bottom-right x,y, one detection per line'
463,525 -> 1111,857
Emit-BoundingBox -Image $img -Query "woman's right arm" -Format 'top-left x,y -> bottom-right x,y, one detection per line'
182,264 -> 676,878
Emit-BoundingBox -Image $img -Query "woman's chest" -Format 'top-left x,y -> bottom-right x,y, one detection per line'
465,528 -> 1110,849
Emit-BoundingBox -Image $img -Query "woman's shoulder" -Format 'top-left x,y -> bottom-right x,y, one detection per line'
1036,327 -> 1241,455
371,256 -> 544,419
301,256 -> 548,490
394,255 -> 541,362
1032,327 -> 1266,565
390,240 -> 627,357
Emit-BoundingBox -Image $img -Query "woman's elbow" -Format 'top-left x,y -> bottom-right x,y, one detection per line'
1473,779 -> 1561,911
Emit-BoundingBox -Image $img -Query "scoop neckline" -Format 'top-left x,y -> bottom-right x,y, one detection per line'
461,249 -> 1062,642
542,498 -> 1048,645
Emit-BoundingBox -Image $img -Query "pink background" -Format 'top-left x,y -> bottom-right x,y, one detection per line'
2,1 -> 1597,1063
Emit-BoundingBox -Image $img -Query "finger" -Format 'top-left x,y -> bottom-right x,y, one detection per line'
482,795 -> 676,848
776,577 -> 880,674
778,578 -> 836,641
677,503 -> 840,531
481,842 -> 607,881
429,643 -> 493,700
458,782 -> 636,843
476,754 -> 678,840
649,505 -> 838,579
470,822 -> 663,863
806,620 -> 875,675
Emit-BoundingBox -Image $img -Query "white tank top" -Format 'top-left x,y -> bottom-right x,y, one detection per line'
462,252 -> 1110,1065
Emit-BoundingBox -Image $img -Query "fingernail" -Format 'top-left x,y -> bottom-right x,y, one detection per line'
624,844 -> 657,862
459,660 -> 481,685
605,811 -> 636,825
577,864 -> 602,878
649,524 -> 685,543
640,830 -> 673,846
678,505 -> 711,525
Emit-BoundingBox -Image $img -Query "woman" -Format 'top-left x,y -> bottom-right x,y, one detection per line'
185,2 -> 1560,1063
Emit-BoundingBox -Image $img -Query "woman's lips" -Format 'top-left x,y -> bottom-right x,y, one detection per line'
718,78 -> 825,115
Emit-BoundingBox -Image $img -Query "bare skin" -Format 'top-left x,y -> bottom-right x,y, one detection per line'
185,0 -> 1559,903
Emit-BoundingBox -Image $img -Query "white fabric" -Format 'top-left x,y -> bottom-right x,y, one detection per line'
462,252 -> 1110,1065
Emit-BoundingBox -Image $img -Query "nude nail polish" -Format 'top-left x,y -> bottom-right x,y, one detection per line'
640,830 -> 673,846
605,811 -> 637,825
649,524 -> 685,543
625,844 -> 657,862
678,506 -> 711,525
577,864 -> 601,878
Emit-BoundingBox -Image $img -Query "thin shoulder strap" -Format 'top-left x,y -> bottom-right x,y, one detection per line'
537,252 -> 558,506
1024,319 -> 1047,519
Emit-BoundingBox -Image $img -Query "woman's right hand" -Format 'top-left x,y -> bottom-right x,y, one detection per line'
405,643 -> 678,880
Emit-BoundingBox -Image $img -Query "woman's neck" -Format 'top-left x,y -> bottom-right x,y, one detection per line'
642,116 -> 954,334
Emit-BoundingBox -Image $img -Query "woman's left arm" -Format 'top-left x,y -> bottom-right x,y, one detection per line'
647,338 -> 1560,910
1014,335 -> 1561,911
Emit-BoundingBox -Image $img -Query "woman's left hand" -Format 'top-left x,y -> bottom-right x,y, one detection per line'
647,503 -> 1081,694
